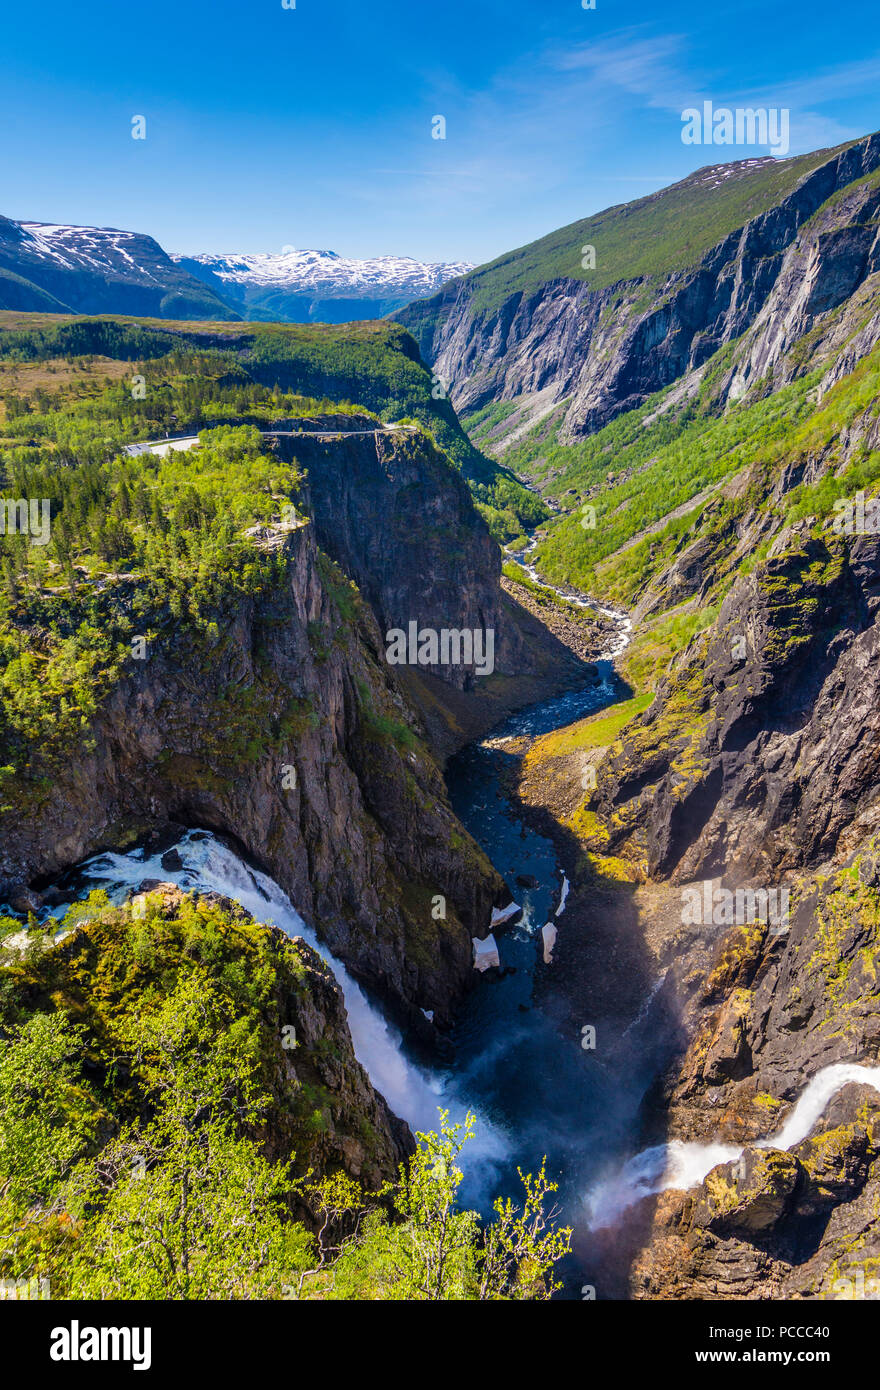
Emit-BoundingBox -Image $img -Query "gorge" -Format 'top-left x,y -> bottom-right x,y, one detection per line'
5,129 -> 880,1305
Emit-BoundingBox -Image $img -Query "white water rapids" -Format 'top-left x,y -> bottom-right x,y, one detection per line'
586,1062 -> 880,1229
40,555 -> 879,1243
54,829 -> 509,1179
504,538 -> 633,660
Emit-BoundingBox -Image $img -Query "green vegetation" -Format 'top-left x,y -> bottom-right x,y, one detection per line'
501,561 -> 574,611
355,677 -> 419,753
0,892 -> 570,1300
0,314 -> 537,801
621,603 -> 720,694
462,398 -> 520,445
0,312 -> 540,536
400,145 -> 847,319
0,318 -> 187,365
526,692 -> 654,762
472,472 -> 548,543
0,409 -> 298,782
497,323 -> 880,621
509,369 -> 823,602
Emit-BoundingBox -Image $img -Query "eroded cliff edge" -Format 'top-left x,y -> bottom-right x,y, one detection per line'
0,422 -> 582,1030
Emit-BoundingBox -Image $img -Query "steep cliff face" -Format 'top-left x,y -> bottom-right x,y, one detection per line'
279,422 -> 525,690
0,516 -> 505,1030
276,421 -> 583,738
397,133 -> 880,446
490,176 -> 880,1294
588,530 -> 880,884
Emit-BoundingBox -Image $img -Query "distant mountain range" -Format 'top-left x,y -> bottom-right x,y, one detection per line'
171,248 -> 473,323
0,218 -> 234,320
0,214 -> 471,323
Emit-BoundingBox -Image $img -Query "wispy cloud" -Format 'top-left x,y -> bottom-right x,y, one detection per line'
326,28 -> 880,257
553,32 -> 693,110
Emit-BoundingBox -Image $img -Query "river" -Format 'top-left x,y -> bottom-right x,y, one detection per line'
441,583 -> 669,1295
43,568 -> 671,1295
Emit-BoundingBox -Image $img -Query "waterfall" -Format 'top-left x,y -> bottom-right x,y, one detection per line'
54,829 -> 509,1175
586,1061 -> 880,1229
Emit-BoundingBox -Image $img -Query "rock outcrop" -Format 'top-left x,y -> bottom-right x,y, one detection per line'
587,529 -> 880,885
275,420 -> 586,753
3,884 -> 412,1190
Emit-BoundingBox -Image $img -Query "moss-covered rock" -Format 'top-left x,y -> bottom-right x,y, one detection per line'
0,885 -> 411,1188
694,1147 -> 801,1235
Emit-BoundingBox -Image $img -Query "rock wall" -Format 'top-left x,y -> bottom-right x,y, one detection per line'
398,134 -> 880,444
0,519 -> 504,1030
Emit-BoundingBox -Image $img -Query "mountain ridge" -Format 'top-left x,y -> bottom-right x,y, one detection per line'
395,131 -> 880,445
173,247 -> 473,323
0,214 -> 473,326
0,216 -> 238,321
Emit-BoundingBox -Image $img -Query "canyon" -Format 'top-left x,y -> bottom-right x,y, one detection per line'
6,129 -> 880,1303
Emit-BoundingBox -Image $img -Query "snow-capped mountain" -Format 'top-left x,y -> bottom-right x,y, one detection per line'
0,216 -> 237,320
175,248 -> 472,294
0,213 -> 472,325
172,248 -> 473,323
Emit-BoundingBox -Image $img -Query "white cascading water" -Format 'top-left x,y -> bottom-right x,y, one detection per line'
54,829 -> 509,1174
586,1062 -> 880,1229
504,539 -> 633,660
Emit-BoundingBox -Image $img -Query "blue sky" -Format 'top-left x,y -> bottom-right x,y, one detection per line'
2,0 -> 879,265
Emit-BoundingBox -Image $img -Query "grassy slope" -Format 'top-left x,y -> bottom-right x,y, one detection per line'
478,318 -> 880,696
499,296 -> 880,586
506,362 -> 819,590
401,144 -> 851,330
527,692 -> 654,761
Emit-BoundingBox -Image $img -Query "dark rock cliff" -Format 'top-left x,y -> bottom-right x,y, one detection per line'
400,133 -> 880,445
590,528 -> 880,885
0,518 -> 504,1031
1,423 -> 586,1028
274,421 -> 586,749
